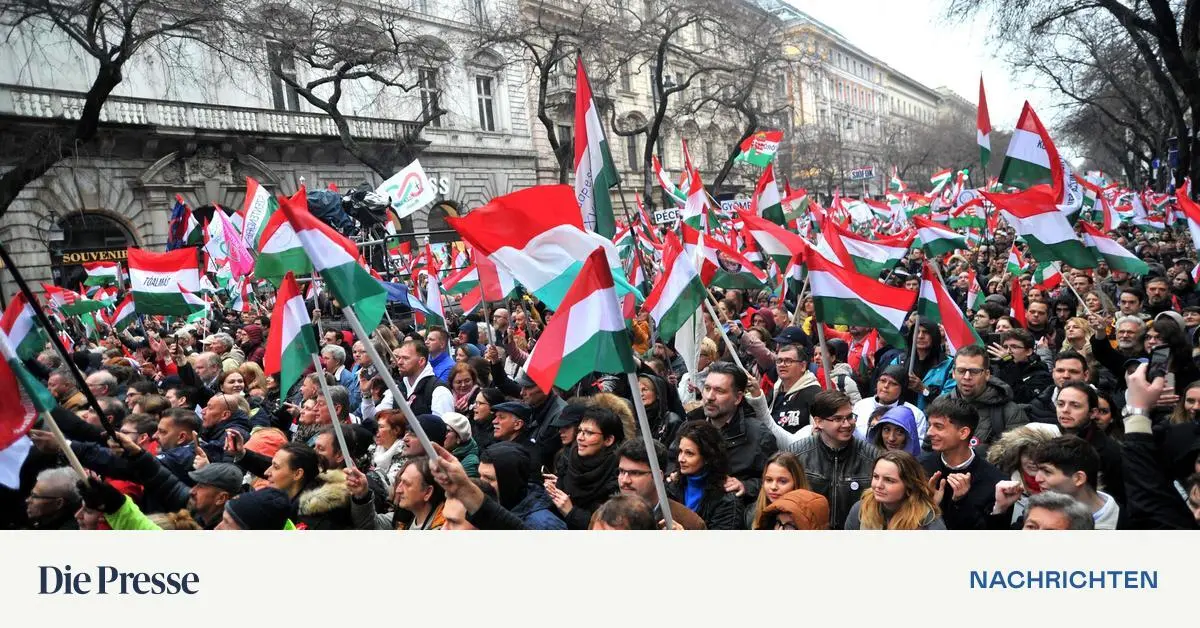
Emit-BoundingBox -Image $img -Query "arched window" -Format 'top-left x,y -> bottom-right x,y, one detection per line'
52,213 -> 136,289
470,50 -> 505,132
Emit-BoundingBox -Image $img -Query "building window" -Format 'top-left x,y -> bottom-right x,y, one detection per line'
620,62 -> 632,90
694,21 -> 705,45
419,67 -> 442,127
626,134 -> 640,172
475,75 -> 495,131
471,0 -> 486,21
267,45 -> 300,112
557,124 -> 573,153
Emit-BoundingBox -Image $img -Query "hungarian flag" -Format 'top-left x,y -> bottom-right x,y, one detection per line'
623,249 -> 647,318
166,195 -> 202,251
443,264 -> 480,296
652,156 -> 687,205
240,177 -> 279,251
0,293 -> 47,361
930,168 -> 952,194
473,245 -> 517,303
127,247 -> 202,316
82,261 -> 121,286
918,262 -> 982,354
680,165 -> 708,231
180,284 -> 209,321
681,223 -> 767,289
1079,221 -> 1150,274
735,130 -> 783,168
0,327 -> 52,484
1031,263 -> 1063,291
264,272 -> 319,396
525,249 -> 635,393
821,218 -> 913,279
966,268 -> 985,311
1175,181 -> 1200,256
642,231 -> 707,341
278,186 -> 387,334
1010,277 -> 1027,327
417,274 -> 446,328
229,280 -> 255,313
752,166 -> 785,226
43,284 -> 106,317
912,215 -> 967,258
256,195 -> 314,287
998,102 -> 1063,194
573,56 -> 618,239
983,187 -> 1096,268
739,210 -> 811,268
447,185 -> 637,310
1006,244 -> 1027,275
105,294 -> 137,331
977,76 -> 991,170
807,249 -> 917,348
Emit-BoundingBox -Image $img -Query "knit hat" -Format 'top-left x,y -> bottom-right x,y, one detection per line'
414,414 -> 448,446
224,488 -> 291,530
442,411 -> 472,441
879,364 -> 909,395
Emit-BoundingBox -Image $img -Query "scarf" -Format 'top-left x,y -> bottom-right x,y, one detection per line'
684,471 -> 708,511
294,422 -> 322,445
372,438 -> 405,472
559,445 -> 619,511
454,385 -> 479,412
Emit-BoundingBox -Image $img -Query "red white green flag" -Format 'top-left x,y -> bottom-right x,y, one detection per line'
525,248 -> 635,393
681,223 -> 767,288
278,186 -> 387,334
807,249 -> 917,348
752,166 -> 785,226
1031,263 -> 1063,291
982,187 -> 1096,268
240,177 -> 279,250
642,231 -> 707,341
573,56 -> 618,239
126,247 -> 202,316
821,217 -> 913,279
104,294 -> 137,331
917,262 -> 982,354
739,210 -> 811,269
0,293 -> 46,361
1079,221 -> 1150,274
912,215 -> 967,258
256,191 -> 315,288
264,272 -> 319,397
998,101 -> 1063,193
1010,277 -> 1027,327
977,76 -> 991,171
82,261 -> 121,287
652,156 -> 687,205
735,130 -> 783,168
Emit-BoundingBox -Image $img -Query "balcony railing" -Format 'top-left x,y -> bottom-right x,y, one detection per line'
0,84 -> 422,140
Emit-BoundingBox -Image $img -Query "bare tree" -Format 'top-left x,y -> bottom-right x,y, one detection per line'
0,0 -> 222,220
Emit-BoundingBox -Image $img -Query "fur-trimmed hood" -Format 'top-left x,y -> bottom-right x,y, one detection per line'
985,425 -> 1058,474
297,469 -> 352,516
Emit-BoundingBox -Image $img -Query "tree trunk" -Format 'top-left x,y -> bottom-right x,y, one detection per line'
712,120 -> 757,192
0,63 -> 123,220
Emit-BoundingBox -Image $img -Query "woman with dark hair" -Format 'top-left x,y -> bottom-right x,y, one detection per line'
637,373 -> 684,445
845,450 -> 944,530
894,320 -> 952,410
266,442 -> 353,529
545,406 -> 624,529
1172,270 -> 1200,308
1094,391 -> 1123,441
472,387 -> 506,451
665,420 -> 742,530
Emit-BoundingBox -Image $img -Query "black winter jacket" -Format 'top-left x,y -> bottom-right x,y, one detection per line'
665,478 -> 743,530
940,378 -> 1028,444
680,405 -> 777,502
993,355 -> 1053,406
920,451 -> 1005,530
785,435 -> 880,529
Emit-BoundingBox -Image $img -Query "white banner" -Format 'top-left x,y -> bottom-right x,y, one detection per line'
376,159 -> 439,219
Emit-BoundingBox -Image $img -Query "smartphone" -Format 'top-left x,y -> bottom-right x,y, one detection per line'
1147,346 -> 1171,383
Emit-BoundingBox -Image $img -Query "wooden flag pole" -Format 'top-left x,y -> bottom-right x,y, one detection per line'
311,354 -> 356,469
625,371 -> 675,531
342,305 -> 437,461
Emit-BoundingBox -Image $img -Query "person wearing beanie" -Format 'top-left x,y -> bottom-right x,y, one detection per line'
851,364 -> 927,447
401,414 -> 449,457
442,411 -> 480,478
237,324 -> 266,367
219,488 -> 293,530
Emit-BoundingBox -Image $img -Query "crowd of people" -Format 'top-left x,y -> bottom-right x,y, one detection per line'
3,221 -> 1200,532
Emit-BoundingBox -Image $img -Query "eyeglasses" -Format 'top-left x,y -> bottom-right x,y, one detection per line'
823,413 -> 854,424
119,429 -> 141,437
617,468 -> 651,479
774,520 -> 798,530
1002,344 -> 1026,352
776,358 -> 799,366
578,429 -> 601,438
27,493 -> 60,501
954,367 -> 986,377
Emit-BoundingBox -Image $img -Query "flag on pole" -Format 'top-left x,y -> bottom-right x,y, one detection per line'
420,273 -> 446,328
525,248 -> 635,393
983,187 -> 1096,268
1078,221 -> 1151,274
216,206 -> 255,279
1010,277 -> 1027,328
278,186 -> 387,335
966,268 -> 985,312
446,185 -> 639,310
681,224 -> 767,288
166,195 -> 202,250
240,177 -> 279,250
0,293 -> 47,361
229,280 -> 255,313
918,262 -> 982,353
105,294 -> 137,331
0,327 -> 52,487
127,247 -> 202,316
998,102 -> 1063,194
652,156 -> 687,205
1175,181 -> 1200,257
751,166 -> 786,226
680,165 -> 707,231
1006,244 -> 1027,275
442,264 -> 480,297
642,231 -> 707,341
82,261 -> 121,287
977,76 -> 991,171
1031,263 -> 1063,291
912,215 -> 968,258
821,218 -> 913,279
807,250 -> 917,348
255,198 -> 315,288
573,56 -> 618,239
929,169 -> 952,195
739,210 -> 811,269
264,272 -> 319,397
734,130 -> 783,168
179,283 -> 209,321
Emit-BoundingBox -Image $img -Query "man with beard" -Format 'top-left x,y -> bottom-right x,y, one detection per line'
680,362 -> 776,503
1144,276 -> 1179,317
937,344 -> 1028,445
785,390 -> 879,529
1024,301 -> 1057,347
1088,315 -> 1146,387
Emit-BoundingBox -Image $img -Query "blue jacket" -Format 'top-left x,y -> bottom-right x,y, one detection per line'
868,406 -> 922,456
336,366 -> 361,411
155,443 -> 197,484
511,484 -> 567,530
429,351 -> 454,384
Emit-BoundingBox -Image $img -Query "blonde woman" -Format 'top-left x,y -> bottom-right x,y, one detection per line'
1060,317 -> 1098,380
845,450 -> 944,530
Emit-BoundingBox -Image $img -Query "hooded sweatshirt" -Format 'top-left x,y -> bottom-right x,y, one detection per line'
867,406 -> 921,456
770,371 -> 822,433
483,442 -> 566,530
241,324 -> 266,366
761,488 -> 830,530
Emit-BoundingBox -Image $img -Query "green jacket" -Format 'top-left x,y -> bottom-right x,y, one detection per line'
453,438 -> 481,478
105,495 -> 297,530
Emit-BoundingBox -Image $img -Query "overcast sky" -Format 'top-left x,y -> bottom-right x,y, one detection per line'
785,0 -> 1068,153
